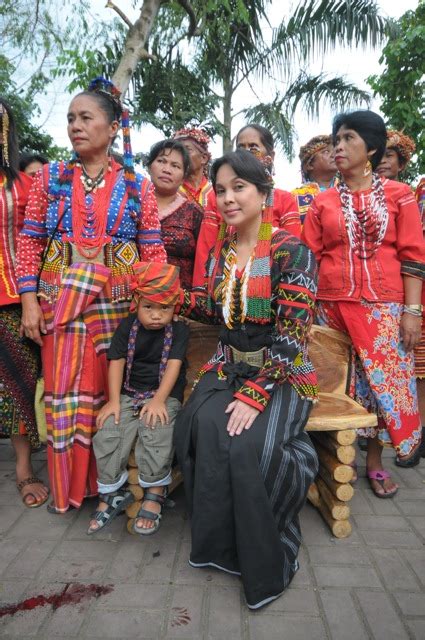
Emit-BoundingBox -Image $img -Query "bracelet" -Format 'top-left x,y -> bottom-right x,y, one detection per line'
404,304 -> 423,312
403,306 -> 423,317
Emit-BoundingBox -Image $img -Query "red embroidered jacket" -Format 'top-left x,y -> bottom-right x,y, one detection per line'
0,172 -> 33,306
301,178 -> 425,303
192,187 -> 301,287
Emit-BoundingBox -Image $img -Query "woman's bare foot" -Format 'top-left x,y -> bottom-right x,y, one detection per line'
13,435 -> 49,507
366,436 -> 398,497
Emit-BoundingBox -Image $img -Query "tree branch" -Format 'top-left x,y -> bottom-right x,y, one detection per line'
106,1 -> 133,29
175,0 -> 197,36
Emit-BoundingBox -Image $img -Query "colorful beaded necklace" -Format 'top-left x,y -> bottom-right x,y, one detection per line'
208,199 -> 273,326
338,172 -> 389,259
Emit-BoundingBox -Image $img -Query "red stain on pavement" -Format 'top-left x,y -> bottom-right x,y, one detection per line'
171,606 -> 191,627
0,583 -> 113,618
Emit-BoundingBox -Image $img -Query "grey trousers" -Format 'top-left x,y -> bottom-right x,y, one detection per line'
93,394 -> 181,493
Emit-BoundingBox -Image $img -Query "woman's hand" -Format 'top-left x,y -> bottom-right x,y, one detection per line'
400,312 -> 422,352
20,292 -> 46,346
96,400 -> 121,428
140,398 -> 169,427
225,399 -> 260,437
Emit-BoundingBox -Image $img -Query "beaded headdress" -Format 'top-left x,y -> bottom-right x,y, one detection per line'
299,135 -> 332,168
0,103 -> 10,167
386,130 -> 416,164
57,77 -> 141,223
173,127 -> 212,176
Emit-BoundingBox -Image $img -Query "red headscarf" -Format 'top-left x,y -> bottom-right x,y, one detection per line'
130,262 -> 181,310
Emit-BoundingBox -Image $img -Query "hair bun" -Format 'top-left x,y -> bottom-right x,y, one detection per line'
87,76 -> 122,113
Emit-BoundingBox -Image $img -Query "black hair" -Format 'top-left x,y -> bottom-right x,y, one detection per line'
19,152 -> 48,172
236,123 -> 275,155
0,98 -> 20,184
211,149 -> 271,196
332,110 -> 387,170
146,140 -> 191,178
74,90 -> 122,123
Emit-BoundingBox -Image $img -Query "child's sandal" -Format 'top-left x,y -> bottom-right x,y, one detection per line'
87,489 -> 133,535
133,489 -> 167,536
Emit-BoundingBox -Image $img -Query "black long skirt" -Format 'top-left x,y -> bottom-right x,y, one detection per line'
174,365 -> 318,609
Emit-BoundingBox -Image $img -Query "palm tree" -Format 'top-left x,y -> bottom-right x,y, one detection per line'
60,0 -> 393,155
191,0 -> 392,152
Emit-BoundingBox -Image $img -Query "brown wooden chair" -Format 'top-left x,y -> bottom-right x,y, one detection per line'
305,325 -> 377,538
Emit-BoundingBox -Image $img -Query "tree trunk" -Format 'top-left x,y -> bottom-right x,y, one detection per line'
222,77 -> 233,153
112,0 -> 163,95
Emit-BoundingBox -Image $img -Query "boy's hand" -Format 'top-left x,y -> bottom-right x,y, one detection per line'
96,401 -> 121,428
140,398 -> 169,427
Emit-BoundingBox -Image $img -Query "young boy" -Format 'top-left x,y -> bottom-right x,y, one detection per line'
88,262 -> 189,535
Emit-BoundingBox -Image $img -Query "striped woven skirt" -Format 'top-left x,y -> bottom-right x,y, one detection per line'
0,304 -> 41,448
174,365 -> 318,609
40,264 -> 129,512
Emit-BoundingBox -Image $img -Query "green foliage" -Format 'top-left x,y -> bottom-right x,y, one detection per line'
367,2 -> 425,179
0,55 -> 68,159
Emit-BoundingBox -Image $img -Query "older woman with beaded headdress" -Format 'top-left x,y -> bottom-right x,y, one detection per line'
0,98 -> 49,508
377,130 -> 416,181
291,134 -> 337,225
16,78 -> 166,513
302,110 -> 425,498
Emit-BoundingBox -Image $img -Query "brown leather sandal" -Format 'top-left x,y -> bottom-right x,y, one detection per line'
17,476 -> 49,508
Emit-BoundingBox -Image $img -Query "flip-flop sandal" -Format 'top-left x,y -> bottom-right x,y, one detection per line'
17,476 -> 49,508
367,469 -> 398,499
87,489 -> 134,535
133,490 -> 167,536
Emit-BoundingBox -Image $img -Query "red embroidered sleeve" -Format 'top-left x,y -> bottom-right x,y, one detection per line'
274,189 -> 302,238
192,208 -> 221,287
138,182 -> 167,264
16,171 -> 49,293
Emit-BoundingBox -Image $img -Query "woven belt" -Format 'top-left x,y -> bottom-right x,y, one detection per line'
228,345 -> 268,367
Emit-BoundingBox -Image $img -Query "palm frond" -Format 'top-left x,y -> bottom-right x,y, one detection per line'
242,99 -> 296,159
284,73 -> 371,118
271,0 -> 393,73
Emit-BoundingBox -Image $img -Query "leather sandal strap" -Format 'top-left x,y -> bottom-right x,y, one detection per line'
136,507 -> 160,522
143,491 -> 166,505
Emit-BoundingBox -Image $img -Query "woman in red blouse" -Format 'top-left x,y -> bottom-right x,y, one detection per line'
146,139 -> 203,288
302,110 -> 425,498
0,99 -> 48,507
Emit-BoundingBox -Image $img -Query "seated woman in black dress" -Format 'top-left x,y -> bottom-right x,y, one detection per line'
174,149 -> 319,610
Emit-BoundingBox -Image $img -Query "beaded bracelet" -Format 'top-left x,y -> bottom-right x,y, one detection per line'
403,306 -> 423,317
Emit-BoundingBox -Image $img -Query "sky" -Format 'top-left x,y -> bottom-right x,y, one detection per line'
34,0 -> 419,190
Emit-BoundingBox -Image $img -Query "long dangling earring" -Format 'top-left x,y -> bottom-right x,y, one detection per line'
0,104 -> 10,167
363,159 -> 372,177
